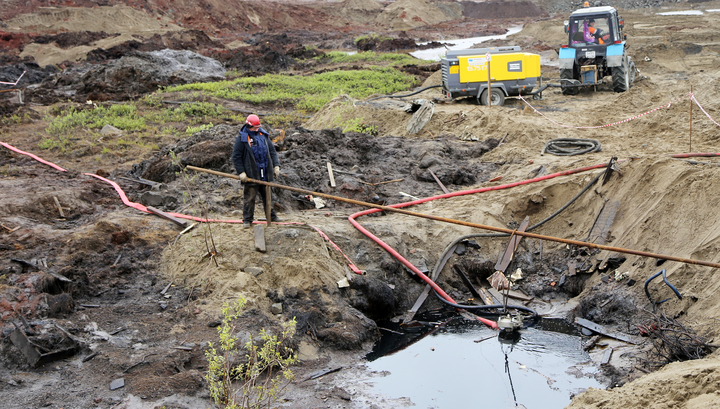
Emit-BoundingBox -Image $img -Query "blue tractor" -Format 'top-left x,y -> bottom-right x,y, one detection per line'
558,5 -> 636,94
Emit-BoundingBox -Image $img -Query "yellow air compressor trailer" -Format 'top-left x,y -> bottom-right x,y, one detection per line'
441,46 -> 541,106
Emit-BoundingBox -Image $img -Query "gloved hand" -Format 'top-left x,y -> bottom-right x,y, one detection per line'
239,172 -> 248,182
273,166 -> 280,179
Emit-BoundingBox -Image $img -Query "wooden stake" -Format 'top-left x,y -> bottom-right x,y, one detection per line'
327,162 -> 336,188
429,170 -> 450,194
486,52 -> 492,106
265,185 -> 272,227
53,196 -> 65,218
690,84 -> 693,152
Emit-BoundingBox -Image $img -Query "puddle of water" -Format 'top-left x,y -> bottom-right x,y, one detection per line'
656,10 -> 704,15
365,318 -> 605,409
410,26 -> 524,61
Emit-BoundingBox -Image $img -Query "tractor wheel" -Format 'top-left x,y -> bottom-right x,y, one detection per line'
612,56 -> 630,92
480,88 -> 505,106
561,68 -> 579,95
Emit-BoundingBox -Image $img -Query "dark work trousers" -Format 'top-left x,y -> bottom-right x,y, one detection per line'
243,183 -> 277,223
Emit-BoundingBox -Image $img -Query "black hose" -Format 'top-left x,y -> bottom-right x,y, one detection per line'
363,85 -> 442,102
527,84 -> 550,95
644,269 -> 683,305
432,289 -> 538,316
542,138 -> 602,156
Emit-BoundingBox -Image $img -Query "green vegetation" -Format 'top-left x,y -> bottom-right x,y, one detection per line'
205,298 -> 297,409
41,101 -> 226,153
164,67 -> 417,112
46,104 -> 146,135
340,117 -> 378,136
36,50 -> 425,158
318,50 -> 423,66
186,122 -> 214,135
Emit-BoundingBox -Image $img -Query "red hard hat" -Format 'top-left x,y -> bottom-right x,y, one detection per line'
245,114 -> 261,127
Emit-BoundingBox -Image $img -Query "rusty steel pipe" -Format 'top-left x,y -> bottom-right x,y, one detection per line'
186,165 -> 720,269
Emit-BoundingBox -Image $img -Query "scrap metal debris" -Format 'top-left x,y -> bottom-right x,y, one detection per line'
639,310 -> 715,366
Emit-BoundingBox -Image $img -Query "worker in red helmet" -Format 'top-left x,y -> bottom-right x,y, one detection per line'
232,114 -> 280,228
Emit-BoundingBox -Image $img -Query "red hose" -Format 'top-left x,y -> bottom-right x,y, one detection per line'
348,162 -> 612,329
670,153 -> 720,158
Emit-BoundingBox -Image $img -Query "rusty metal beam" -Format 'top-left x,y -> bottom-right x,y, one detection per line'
186,166 -> 720,269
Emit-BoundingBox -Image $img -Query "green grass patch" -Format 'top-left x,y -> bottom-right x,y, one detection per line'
186,123 -> 214,135
315,51 -> 431,65
46,104 -> 146,135
163,67 -> 418,113
318,51 -> 424,66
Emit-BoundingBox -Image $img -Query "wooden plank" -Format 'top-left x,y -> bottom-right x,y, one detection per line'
587,199 -> 619,244
327,162 -> 336,188
485,287 -> 532,303
495,216 -> 530,273
146,206 -> 188,227
477,288 -> 495,305
575,317 -> 644,345
505,288 -> 533,302
429,170 -> 450,194
253,224 -> 266,253
583,334 -> 602,351
601,347 -> 613,365
485,288 -> 504,304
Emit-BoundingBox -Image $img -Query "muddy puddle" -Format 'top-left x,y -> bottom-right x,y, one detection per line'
365,315 -> 606,408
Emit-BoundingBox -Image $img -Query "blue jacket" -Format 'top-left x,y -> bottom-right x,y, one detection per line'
232,124 -> 279,182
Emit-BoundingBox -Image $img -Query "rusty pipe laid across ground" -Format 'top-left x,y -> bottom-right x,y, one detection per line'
186,165 -> 720,269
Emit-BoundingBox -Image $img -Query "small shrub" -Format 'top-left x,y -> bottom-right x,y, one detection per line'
341,117 -> 378,136
205,298 -> 297,409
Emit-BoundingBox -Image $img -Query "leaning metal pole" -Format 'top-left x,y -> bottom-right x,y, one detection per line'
186,165 -> 720,269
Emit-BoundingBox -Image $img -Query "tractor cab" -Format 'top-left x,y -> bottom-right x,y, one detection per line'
565,10 -> 622,48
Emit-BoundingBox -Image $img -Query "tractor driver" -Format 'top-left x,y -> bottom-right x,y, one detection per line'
585,19 -> 610,44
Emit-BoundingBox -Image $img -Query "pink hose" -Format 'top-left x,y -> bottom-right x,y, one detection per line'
1,142 -> 68,172
1,142 -> 362,274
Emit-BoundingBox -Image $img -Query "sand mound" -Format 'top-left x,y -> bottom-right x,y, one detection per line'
375,0 -> 458,30
4,5 -> 180,34
343,0 -> 383,11
567,351 -> 720,408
